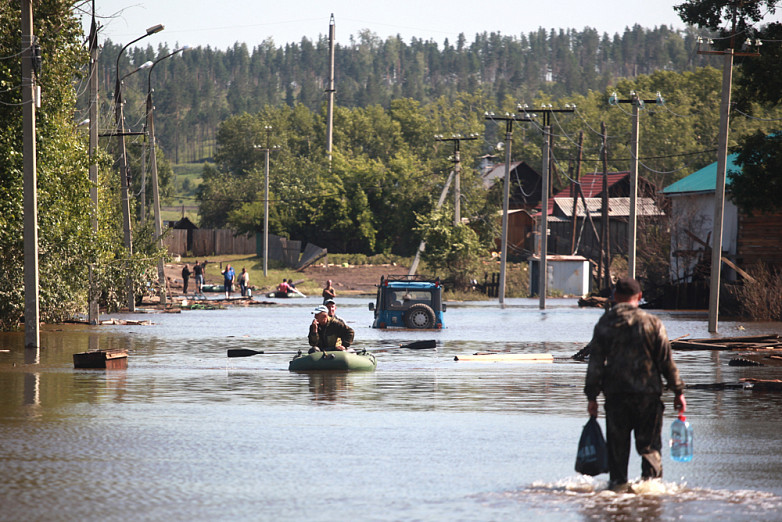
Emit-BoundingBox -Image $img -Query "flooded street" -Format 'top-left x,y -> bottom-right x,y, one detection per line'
2,296 -> 782,520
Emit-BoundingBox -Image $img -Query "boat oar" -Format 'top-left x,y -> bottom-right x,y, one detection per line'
228,341 -> 435,358
400,340 -> 436,350
227,348 -> 302,357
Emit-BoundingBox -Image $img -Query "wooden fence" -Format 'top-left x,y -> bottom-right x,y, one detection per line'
163,229 -> 326,269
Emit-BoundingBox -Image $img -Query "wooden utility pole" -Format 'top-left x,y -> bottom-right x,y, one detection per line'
325,14 -> 336,164
434,134 -> 478,225
531,106 -> 574,309
484,113 -> 534,306
22,0 -> 39,348
608,92 -> 661,278
254,127 -> 277,277
570,131 -> 583,254
600,122 -> 610,290
88,4 -> 100,324
697,31 -> 758,333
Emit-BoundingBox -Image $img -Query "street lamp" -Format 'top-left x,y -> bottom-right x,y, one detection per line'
114,24 -> 164,312
145,46 -> 189,304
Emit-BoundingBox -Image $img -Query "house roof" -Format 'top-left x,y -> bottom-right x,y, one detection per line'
536,171 -> 632,215
549,197 -> 664,221
481,161 -> 526,188
661,153 -> 739,195
560,172 -> 630,198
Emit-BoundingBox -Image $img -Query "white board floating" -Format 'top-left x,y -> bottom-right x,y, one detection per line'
454,353 -> 554,362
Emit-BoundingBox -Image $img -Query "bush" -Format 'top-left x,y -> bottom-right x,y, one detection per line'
729,263 -> 782,321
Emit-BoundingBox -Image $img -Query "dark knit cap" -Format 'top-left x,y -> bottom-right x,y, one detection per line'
614,277 -> 642,296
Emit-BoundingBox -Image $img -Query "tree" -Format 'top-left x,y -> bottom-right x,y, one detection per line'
729,132 -> 782,214
414,207 -> 486,288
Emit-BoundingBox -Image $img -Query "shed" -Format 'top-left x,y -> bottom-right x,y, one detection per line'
528,255 -> 591,297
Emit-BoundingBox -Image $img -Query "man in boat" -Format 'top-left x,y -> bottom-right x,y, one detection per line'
324,298 -> 343,322
584,277 -> 686,491
308,305 -> 354,354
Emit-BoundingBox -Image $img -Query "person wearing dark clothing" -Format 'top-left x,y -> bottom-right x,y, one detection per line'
584,277 -> 686,490
193,261 -> 203,293
308,305 -> 354,353
181,264 -> 191,294
322,279 -> 336,303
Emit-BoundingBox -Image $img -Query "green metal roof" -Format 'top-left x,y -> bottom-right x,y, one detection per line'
662,153 -> 740,195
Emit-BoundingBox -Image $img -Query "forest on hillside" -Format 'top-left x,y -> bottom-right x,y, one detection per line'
91,25 -> 721,164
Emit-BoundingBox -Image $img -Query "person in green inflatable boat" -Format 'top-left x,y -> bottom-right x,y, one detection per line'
308,304 -> 354,354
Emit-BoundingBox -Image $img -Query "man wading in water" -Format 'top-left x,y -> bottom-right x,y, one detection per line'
584,277 -> 686,491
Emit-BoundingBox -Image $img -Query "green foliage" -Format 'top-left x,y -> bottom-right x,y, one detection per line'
674,0 -> 778,34
414,207 -> 486,288
98,26 -> 722,164
729,132 -> 782,214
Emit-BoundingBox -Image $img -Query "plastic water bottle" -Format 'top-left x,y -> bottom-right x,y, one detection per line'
670,413 -> 694,462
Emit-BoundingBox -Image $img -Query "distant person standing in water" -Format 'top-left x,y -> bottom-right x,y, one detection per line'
193,260 -> 203,293
584,277 -> 686,491
322,279 -> 336,303
222,264 -> 235,298
181,264 -> 191,294
239,267 -> 249,296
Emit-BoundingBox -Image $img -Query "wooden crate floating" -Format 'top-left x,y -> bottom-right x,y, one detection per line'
73,349 -> 128,369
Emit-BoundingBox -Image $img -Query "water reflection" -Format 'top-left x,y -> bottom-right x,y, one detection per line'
1,299 -> 781,520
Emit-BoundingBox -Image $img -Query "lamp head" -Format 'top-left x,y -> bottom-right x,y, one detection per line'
146,24 -> 164,35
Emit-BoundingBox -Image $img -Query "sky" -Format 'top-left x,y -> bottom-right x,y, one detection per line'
74,0 -> 732,51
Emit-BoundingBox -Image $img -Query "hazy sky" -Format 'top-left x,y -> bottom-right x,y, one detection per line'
76,0 -> 736,50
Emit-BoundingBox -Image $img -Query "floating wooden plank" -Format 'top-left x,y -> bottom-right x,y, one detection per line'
454,353 -> 554,362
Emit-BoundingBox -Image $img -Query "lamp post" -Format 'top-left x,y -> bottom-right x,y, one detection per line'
146,46 -> 189,304
114,24 -> 164,312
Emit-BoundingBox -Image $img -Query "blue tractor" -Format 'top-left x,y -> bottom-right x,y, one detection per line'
368,275 -> 446,329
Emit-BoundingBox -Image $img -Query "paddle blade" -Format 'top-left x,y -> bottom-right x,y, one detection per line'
227,348 -> 264,358
400,340 -> 437,350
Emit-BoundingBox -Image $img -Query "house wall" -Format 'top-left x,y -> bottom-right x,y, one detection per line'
668,193 -> 738,282
737,211 -> 782,270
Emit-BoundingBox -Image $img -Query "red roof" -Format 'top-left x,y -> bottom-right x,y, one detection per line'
535,171 -> 630,216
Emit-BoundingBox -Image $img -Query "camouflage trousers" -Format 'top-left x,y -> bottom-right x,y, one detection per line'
604,393 -> 665,484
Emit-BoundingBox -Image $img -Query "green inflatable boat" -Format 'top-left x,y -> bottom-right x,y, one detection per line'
289,350 -> 377,372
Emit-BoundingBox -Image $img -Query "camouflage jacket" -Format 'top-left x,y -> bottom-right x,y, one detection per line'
584,303 -> 684,400
308,316 -> 354,349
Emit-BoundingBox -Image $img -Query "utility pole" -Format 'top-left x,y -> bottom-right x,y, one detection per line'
88,3 -> 100,324
697,34 -> 759,333
608,91 -> 663,278
524,105 -> 574,309
600,122 -> 611,290
325,14 -> 336,164
570,131 -> 583,254
434,134 -> 479,226
484,112 -> 535,306
22,0 -> 39,348
255,127 -> 277,277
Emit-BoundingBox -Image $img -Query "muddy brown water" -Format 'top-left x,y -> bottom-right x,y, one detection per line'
1,297 -> 781,520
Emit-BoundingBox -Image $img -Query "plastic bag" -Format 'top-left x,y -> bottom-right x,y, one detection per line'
575,416 -> 609,476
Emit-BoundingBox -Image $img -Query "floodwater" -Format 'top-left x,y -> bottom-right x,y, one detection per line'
1,296 -> 782,521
